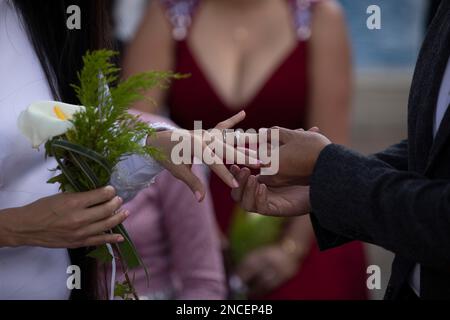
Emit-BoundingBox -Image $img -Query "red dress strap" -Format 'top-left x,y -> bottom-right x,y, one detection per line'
160,0 -> 200,41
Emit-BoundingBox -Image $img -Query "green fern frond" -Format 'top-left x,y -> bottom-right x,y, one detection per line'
47,49 -> 183,191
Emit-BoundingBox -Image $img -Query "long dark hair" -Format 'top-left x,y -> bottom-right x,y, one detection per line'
12,0 -> 113,300
12,0 -> 112,103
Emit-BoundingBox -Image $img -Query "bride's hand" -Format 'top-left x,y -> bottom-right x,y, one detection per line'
147,111 -> 260,201
0,186 -> 128,248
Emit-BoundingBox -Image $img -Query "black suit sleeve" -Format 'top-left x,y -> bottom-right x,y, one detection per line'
310,140 -> 409,250
371,139 -> 409,171
310,143 -> 450,269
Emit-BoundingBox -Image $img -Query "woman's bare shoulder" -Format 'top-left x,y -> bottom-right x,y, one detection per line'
312,0 -> 346,25
310,0 -> 347,43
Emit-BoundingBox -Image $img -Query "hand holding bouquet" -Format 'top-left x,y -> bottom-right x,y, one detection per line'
18,50 -> 181,299
18,49 -> 261,299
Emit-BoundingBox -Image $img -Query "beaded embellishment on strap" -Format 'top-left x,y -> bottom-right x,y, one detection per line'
161,0 -> 317,42
289,0 -> 318,41
160,0 -> 199,41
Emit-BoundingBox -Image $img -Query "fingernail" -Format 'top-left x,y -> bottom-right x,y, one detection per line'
195,191 -> 203,202
232,178 -> 240,188
117,196 -> 123,204
123,210 -> 130,218
105,185 -> 116,195
117,236 -> 125,242
258,185 -> 264,195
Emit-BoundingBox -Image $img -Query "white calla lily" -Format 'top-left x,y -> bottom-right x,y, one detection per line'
18,101 -> 86,148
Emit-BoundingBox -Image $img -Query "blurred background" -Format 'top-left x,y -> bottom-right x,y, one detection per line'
112,0 -> 440,300
340,0 -> 428,299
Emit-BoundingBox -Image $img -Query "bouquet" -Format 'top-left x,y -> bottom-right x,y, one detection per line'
18,50 -> 182,299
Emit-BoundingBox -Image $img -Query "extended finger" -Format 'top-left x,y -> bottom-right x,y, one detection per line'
209,162 -> 239,189
169,164 -> 206,202
267,127 -> 295,145
241,175 -> 258,211
78,210 -> 130,238
222,142 -> 261,168
71,186 -> 117,208
81,233 -> 125,247
82,196 -> 123,224
202,131 -> 261,169
215,111 -> 246,130
231,167 -> 251,202
255,184 -> 271,215
237,147 -> 258,159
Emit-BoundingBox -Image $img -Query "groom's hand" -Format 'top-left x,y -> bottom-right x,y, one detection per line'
259,127 -> 331,187
230,166 -> 311,217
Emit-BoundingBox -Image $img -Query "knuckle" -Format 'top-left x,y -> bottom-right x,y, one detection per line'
114,213 -> 125,225
66,198 -> 79,209
105,235 -> 116,244
68,215 -> 83,229
104,199 -> 119,215
72,230 -> 84,241
105,216 -> 120,230
75,240 -> 87,248
105,220 -> 116,230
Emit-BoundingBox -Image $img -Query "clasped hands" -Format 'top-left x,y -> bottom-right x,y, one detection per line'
147,110 -> 331,216
230,126 -> 331,217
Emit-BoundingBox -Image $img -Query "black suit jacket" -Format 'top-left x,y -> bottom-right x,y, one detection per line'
309,2 -> 450,300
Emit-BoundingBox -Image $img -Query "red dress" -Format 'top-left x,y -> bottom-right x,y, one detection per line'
163,0 -> 368,299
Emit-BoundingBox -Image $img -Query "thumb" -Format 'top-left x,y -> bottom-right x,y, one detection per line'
268,127 -> 294,145
308,127 -> 321,133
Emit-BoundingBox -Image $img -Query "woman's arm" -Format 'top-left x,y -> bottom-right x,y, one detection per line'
122,1 -> 175,114
0,208 -> 21,246
308,0 -> 351,143
158,169 -> 226,299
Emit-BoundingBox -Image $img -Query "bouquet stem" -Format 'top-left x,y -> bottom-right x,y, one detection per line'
50,138 -> 148,299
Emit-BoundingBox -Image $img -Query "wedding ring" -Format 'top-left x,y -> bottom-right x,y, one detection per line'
234,131 -> 241,145
222,129 -> 228,143
222,129 -> 243,145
